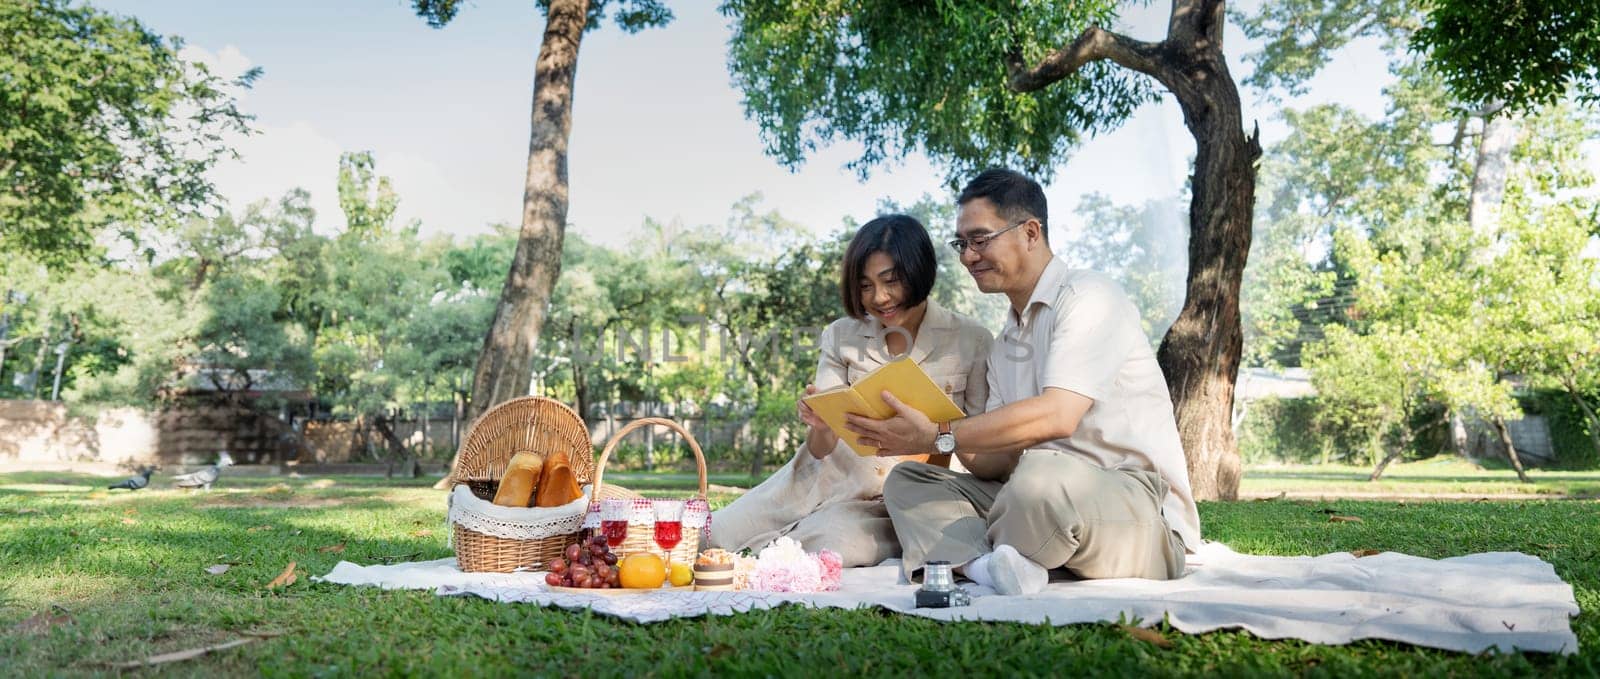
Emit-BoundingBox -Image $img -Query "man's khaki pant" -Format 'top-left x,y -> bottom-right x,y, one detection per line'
883,450 -> 1185,580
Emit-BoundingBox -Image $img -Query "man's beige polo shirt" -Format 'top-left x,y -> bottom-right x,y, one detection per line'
985,256 -> 1202,551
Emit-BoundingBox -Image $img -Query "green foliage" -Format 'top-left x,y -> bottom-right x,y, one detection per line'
336,152 -> 399,238
1240,0 -> 1600,112
1238,396 -> 1344,464
412,0 -> 672,33
1063,194 -> 1187,340
1294,94 -> 1600,468
0,0 -> 255,266
1236,0 -> 1418,95
192,273 -> 312,402
720,0 -> 1151,181
1525,390 -> 1600,471
1413,0 -> 1600,110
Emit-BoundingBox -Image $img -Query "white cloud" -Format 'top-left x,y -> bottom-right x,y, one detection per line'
179,43 -> 253,82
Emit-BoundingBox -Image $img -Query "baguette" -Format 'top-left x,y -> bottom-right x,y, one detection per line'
491,451 -> 545,507
534,448 -> 583,507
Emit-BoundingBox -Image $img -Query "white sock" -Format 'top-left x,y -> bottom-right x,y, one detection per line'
982,545 -> 1048,595
960,554 -> 996,589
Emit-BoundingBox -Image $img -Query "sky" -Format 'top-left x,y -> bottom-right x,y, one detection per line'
94,0 -> 1407,250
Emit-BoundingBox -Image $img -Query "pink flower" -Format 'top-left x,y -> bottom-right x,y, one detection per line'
816,549 -> 842,592
750,537 -> 823,592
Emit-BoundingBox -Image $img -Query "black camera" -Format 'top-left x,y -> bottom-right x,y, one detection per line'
914,560 -> 972,608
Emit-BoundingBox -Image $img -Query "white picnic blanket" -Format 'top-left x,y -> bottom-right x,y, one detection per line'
315,542 -> 1580,655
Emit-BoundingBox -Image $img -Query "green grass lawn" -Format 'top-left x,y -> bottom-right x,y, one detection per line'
1239,458 -> 1600,499
1,471 -> 1595,677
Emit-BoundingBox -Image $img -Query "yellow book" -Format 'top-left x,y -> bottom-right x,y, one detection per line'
802,357 -> 967,456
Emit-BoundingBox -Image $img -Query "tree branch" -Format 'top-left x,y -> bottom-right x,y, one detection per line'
1005,27 -> 1167,92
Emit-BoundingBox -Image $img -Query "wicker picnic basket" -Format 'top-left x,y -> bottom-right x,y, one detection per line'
448,396 -> 608,573
589,417 -> 710,565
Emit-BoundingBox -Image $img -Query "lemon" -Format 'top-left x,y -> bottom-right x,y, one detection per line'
667,561 -> 693,587
618,553 -> 667,589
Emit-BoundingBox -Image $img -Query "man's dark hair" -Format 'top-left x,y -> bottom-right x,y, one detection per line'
956,168 -> 1049,240
839,214 -> 937,320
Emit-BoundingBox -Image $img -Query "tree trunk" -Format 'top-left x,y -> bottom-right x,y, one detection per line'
1468,101 -> 1518,255
372,412 -> 407,458
439,0 -> 590,488
572,343 -> 591,427
1369,419 -> 1420,481
29,316 -> 52,397
1449,412 -> 1469,457
1368,447 -> 1404,481
748,431 -> 764,479
1492,416 -> 1530,483
1004,4 -> 1260,500
1152,31 -> 1261,502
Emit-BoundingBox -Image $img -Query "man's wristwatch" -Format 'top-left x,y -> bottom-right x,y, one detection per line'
934,421 -> 956,454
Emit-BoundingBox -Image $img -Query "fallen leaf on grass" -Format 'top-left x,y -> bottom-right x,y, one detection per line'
410,529 -> 433,538
247,525 -> 273,532
1328,515 -> 1364,523
316,544 -> 346,554
1350,549 -> 1381,558
1121,625 -> 1173,649
110,637 -> 261,669
205,564 -> 231,575
265,562 -> 297,589
120,518 -> 138,525
12,607 -> 73,634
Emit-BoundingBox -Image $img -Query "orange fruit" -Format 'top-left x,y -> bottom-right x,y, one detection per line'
618,553 -> 667,589
667,561 -> 693,587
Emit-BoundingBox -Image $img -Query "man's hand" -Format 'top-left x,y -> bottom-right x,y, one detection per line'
845,391 -> 937,456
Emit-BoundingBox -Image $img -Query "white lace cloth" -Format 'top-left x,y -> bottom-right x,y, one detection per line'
446,484 -> 590,541
315,542 -> 1580,655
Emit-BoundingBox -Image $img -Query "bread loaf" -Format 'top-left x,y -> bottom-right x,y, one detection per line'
534,448 -> 583,507
491,451 -> 544,507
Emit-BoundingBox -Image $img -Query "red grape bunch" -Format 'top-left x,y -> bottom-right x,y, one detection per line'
544,535 -> 620,588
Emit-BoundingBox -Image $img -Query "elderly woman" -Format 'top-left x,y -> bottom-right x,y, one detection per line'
709,214 -> 993,567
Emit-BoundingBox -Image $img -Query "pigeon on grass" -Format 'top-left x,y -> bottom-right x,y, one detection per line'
107,467 -> 155,491
171,451 -> 235,491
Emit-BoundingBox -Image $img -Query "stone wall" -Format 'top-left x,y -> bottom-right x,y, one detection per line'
0,399 -> 295,466
0,400 -> 162,465
0,398 -> 765,469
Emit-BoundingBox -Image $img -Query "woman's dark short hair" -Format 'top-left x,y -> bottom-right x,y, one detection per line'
957,168 -> 1049,240
839,214 -> 937,320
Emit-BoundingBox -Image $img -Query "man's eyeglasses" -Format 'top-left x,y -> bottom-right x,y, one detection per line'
947,220 -> 1027,255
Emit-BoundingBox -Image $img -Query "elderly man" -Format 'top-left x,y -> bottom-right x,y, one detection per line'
847,168 -> 1201,594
